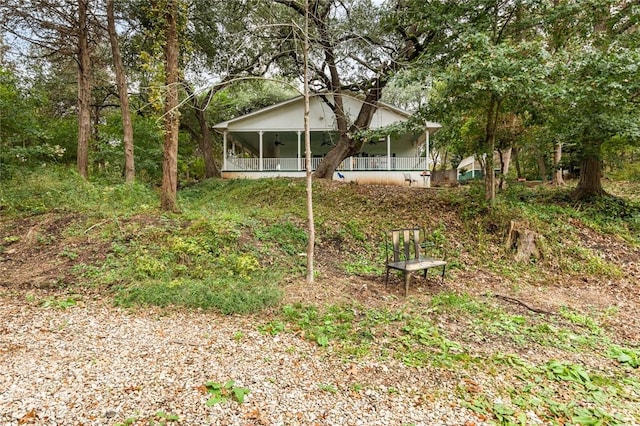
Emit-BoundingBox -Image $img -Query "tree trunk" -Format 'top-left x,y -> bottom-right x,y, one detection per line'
194,95 -> 219,178
199,111 -> 219,178
160,1 -> 180,212
77,0 -> 91,179
107,0 -> 135,183
498,147 -> 512,190
552,142 -> 564,186
314,134 -> 360,178
303,0 -> 315,284
513,146 -> 522,178
441,149 -> 449,172
574,149 -> 605,199
538,150 -> 547,183
484,95 -> 499,203
183,83 -> 220,178
506,221 -> 541,262
313,87 -> 384,179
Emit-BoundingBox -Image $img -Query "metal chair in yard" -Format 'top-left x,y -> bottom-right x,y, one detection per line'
385,228 -> 447,296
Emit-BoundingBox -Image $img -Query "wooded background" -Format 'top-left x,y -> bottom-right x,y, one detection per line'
0,0 -> 638,210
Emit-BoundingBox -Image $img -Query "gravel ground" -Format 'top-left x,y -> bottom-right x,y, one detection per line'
0,292 -> 489,426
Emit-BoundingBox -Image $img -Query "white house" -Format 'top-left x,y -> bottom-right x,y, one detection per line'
213,93 -> 441,187
456,155 -> 483,181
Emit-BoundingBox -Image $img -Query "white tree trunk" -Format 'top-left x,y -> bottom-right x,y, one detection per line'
552,142 -> 564,186
303,0 -> 315,284
499,147 -> 512,190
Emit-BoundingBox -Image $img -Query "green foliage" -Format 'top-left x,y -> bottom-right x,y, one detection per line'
204,380 -> 249,406
609,162 -> 640,182
113,417 -> 137,426
279,303 -> 406,351
608,346 -> 640,368
94,112 -> 164,183
317,383 -> 338,393
0,67 -> 48,163
342,256 -> 384,275
38,295 -> 79,310
255,221 -> 308,255
543,360 -> 593,387
0,166 -> 158,216
282,304 -> 355,347
150,411 -> 180,425
111,216 -> 283,313
269,296 -> 638,424
399,318 -> 466,367
257,320 -> 286,336
115,276 -> 281,314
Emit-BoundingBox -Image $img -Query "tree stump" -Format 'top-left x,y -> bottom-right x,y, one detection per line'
506,221 -> 541,262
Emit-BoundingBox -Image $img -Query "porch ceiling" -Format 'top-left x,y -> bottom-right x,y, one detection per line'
229,131 -> 419,158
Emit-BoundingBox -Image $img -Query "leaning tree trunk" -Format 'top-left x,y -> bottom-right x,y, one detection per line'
314,135 -> 360,178
313,86 -> 383,179
574,149 -> 605,199
107,0 -> 135,183
76,0 -> 91,179
552,142 -> 564,186
160,2 -> 180,212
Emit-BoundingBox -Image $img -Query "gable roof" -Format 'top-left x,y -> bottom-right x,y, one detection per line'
213,93 -> 441,133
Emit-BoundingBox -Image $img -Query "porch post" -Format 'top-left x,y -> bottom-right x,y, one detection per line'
223,130 -> 228,171
297,131 -> 302,171
386,135 -> 391,171
259,131 -> 264,171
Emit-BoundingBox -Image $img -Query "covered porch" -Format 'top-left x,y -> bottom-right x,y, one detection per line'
214,94 -> 441,187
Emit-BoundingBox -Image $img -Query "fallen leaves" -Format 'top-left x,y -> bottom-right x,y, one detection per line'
18,409 -> 37,425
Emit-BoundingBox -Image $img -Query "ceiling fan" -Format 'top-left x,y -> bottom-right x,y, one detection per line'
320,134 -> 334,146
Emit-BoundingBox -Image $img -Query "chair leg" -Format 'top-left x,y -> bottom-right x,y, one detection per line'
423,268 -> 428,279
440,265 -> 446,285
385,267 -> 390,287
404,272 -> 411,296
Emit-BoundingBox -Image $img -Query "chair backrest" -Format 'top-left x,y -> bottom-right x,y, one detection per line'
388,228 -> 422,262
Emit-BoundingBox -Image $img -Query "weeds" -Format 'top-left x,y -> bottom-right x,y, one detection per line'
115,276 -> 282,314
317,383 -> 338,393
264,297 -> 639,425
35,295 -> 79,309
608,346 -> 640,368
204,380 -> 250,406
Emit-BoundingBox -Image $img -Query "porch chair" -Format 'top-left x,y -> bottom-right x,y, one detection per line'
404,173 -> 417,186
385,228 -> 447,296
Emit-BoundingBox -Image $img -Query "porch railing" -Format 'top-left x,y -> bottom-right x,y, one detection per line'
225,156 -> 429,172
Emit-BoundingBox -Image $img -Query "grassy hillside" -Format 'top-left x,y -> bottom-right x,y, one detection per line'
1,167 -> 639,425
